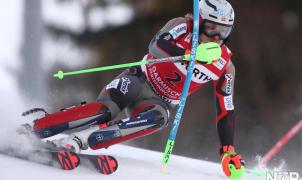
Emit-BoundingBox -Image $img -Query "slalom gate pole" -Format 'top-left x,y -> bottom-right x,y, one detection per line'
259,119 -> 302,167
244,119 -> 302,177
162,0 -> 200,167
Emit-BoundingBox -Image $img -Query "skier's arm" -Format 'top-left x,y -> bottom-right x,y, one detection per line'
213,61 -> 245,177
148,17 -> 187,58
213,60 -> 236,147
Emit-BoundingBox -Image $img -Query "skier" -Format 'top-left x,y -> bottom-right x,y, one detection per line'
22,0 -> 245,177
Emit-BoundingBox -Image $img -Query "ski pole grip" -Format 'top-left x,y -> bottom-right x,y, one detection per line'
54,70 -> 65,79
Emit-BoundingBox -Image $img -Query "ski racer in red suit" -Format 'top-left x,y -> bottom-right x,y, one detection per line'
22,0 -> 245,177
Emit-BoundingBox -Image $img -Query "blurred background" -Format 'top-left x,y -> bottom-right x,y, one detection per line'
0,0 -> 301,173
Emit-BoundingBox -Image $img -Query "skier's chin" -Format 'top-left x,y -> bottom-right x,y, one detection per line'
198,38 -> 222,45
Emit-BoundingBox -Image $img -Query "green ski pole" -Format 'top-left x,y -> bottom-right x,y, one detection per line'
53,42 -> 220,80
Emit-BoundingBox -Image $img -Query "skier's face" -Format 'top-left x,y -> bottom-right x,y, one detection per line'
199,20 -> 233,44
199,33 -> 223,45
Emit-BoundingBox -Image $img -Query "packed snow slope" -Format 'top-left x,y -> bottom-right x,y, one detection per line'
0,142 -> 262,180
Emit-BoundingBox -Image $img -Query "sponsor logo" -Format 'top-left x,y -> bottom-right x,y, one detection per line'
163,34 -> 172,41
213,9 -> 232,18
126,119 -> 148,126
120,77 -> 131,94
42,130 -> 52,137
147,81 -> 180,105
121,117 -> 130,122
96,134 -> 104,142
224,95 -> 234,110
192,68 -> 212,81
266,171 -> 300,180
213,58 -> 227,70
169,23 -> 187,39
149,86 -> 174,104
106,79 -> 120,90
180,62 -> 212,82
113,131 -> 121,137
225,74 -> 233,95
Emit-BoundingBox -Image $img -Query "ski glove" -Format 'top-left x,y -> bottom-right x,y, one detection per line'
183,42 -> 221,64
220,145 -> 246,179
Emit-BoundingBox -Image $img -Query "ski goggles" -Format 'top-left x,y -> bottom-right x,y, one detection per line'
201,20 -> 233,40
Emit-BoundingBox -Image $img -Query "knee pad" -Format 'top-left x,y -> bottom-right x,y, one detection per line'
33,102 -> 111,138
97,69 -> 145,118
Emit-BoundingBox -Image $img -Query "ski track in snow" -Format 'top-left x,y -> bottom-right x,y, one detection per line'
0,138 -> 263,180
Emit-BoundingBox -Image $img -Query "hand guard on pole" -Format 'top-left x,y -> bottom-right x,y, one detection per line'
184,42 -> 221,64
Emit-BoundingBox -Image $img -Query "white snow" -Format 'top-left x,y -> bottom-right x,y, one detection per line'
0,143 -> 263,180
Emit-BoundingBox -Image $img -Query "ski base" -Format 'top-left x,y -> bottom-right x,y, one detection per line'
78,154 -> 118,174
56,150 -> 80,170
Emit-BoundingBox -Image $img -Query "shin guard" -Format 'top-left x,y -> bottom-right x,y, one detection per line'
33,102 -> 110,138
87,109 -> 166,150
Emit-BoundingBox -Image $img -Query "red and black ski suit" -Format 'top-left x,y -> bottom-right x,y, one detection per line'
32,16 -> 236,151
142,16 -> 236,147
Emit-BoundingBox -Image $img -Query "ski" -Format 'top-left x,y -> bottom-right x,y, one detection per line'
16,107 -> 118,175
0,147 -> 118,174
56,150 -> 80,170
77,153 -> 118,175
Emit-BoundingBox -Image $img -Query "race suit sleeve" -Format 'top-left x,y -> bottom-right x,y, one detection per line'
148,17 -> 187,58
213,60 -> 236,146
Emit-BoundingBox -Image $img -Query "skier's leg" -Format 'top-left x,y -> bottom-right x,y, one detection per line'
89,99 -> 170,150
28,68 -> 144,139
62,99 -> 170,152
44,68 -> 148,152
96,67 -> 146,119
30,102 -> 111,138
